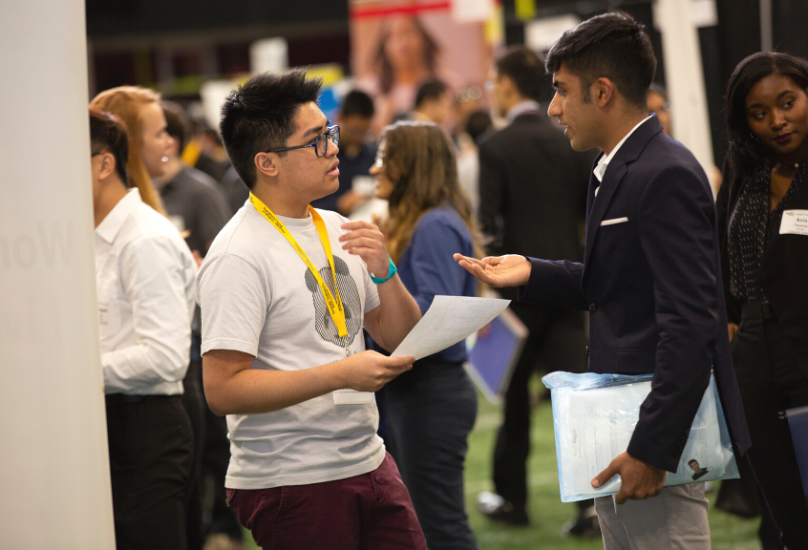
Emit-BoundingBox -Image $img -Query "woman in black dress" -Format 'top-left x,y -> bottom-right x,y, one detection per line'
718,52 -> 808,549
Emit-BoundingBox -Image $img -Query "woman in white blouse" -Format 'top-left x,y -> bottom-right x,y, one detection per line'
89,106 -> 196,550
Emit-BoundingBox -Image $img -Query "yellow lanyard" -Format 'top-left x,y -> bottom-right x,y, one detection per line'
249,193 -> 348,339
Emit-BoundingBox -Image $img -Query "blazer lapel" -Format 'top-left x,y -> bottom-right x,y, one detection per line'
582,117 -> 664,279
585,153 -> 604,226
583,163 -> 628,269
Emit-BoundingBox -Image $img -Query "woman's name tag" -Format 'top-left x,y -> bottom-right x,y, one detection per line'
780,210 -> 808,236
333,389 -> 375,405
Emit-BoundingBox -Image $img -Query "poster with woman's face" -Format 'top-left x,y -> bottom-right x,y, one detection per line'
350,1 -> 497,133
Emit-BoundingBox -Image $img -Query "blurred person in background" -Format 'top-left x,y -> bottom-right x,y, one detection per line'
476,45 -> 595,535
647,83 -> 722,195
456,109 -> 493,215
159,100 -> 231,255
219,163 -> 248,217
91,86 -> 172,215
465,109 -> 494,146
89,106 -> 196,550
159,99 -> 233,550
410,78 -> 452,126
365,15 -> 463,132
718,51 -> 808,550
182,119 -> 232,183
371,121 -> 481,550
311,90 -> 378,216
646,84 -> 671,136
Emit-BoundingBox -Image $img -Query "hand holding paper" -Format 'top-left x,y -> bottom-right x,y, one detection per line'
391,295 -> 510,361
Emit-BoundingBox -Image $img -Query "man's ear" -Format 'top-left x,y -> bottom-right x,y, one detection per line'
98,153 -> 117,181
592,77 -> 615,108
254,152 -> 280,179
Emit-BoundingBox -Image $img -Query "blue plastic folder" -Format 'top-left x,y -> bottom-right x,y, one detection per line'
542,371 -> 740,502
786,405 -> 808,505
466,308 -> 528,404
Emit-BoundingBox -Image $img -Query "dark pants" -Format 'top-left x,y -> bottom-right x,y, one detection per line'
381,360 -> 479,550
732,304 -> 808,550
227,453 -> 425,550
181,355 -> 205,550
494,302 -> 588,511
201,379 -> 243,540
106,394 -> 194,550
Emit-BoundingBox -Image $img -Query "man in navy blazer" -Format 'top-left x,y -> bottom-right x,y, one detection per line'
455,13 -> 750,548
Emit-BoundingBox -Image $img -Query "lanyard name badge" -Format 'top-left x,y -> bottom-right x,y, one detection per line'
250,194 -> 374,406
250,193 -> 350,355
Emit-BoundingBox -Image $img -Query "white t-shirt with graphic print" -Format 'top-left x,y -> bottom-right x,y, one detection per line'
197,202 -> 383,490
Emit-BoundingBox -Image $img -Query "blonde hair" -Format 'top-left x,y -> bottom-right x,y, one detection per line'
91,86 -> 166,215
380,121 -> 484,264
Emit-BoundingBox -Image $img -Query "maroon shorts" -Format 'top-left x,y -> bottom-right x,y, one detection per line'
226,452 -> 425,550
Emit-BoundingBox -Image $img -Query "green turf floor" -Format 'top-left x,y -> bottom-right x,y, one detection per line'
242,388 -> 761,549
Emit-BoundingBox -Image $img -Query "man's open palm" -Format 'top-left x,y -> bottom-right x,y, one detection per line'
453,254 -> 532,288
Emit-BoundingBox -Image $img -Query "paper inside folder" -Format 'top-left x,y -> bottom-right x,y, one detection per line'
542,371 -> 740,502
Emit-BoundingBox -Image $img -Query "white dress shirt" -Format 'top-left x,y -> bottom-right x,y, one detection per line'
95,188 -> 196,395
593,116 -> 653,188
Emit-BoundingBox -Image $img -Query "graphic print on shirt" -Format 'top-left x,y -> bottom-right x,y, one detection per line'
305,255 -> 362,348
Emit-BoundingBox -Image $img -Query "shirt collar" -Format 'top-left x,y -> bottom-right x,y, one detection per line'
95,188 -> 143,244
506,100 -> 541,124
593,116 -> 652,182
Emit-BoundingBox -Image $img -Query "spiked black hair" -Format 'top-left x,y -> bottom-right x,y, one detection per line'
219,69 -> 323,189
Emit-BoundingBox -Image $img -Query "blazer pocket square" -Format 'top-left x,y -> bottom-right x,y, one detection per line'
600,217 -> 629,226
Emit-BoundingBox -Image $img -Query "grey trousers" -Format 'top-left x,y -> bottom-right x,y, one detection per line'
595,483 -> 710,550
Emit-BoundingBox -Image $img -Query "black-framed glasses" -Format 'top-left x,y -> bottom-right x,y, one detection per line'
265,125 -> 340,158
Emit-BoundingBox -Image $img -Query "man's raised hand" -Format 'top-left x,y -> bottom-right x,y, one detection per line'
453,254 -> 532,288
340,220 -> 390,279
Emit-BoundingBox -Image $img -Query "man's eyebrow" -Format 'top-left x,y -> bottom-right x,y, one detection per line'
302,119 -> 329,139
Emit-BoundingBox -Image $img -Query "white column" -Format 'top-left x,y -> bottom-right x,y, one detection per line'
760,0 -> 773,52
0,1 -> 116,548
655,0 -> 716,190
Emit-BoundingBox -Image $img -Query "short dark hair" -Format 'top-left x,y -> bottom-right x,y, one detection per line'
161,100 -> 191,153
545,12 -> 656,108
89,105 -> 129,185
341,90 -> 375,119
495,46 -> 544,102
415,78 -> 448,109
465,109 -> 493,144
725,52 -> 808,178
219,69 -> 323,189
688,459 -> 698,466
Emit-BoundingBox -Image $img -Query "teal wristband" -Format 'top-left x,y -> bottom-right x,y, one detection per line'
370,257 -> 397,284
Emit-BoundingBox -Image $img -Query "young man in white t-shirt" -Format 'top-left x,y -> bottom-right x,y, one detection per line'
197,70 -> 425,549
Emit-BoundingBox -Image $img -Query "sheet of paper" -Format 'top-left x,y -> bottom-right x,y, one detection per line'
562,382 -> 650,496
391,296 -> 510,361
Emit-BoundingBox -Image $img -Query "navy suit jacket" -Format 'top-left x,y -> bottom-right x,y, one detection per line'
519,116 -> 751,472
